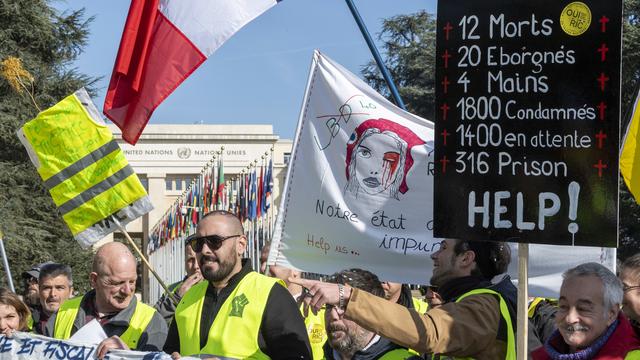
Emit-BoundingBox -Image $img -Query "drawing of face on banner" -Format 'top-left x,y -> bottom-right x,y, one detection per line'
345,118 -> 426,200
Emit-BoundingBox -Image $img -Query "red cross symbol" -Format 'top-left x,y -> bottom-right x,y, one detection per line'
442,49 -> 452,69
599,16 -> 610,33
443,22 -> 453,41
441,129 -> 451,146
441,76 -> 450,94
440,156 -> 450,173
597,102 -> 607,121
440,103 -> 450,120
597,43 -> 609,62
593,160 -> 608,177
597,73 -> 609,91
595,130 -> 607,149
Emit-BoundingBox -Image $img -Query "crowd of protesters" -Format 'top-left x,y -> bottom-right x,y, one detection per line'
1,210 -> 640,359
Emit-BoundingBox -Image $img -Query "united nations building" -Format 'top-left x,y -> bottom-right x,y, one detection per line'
103,123 -> 292,246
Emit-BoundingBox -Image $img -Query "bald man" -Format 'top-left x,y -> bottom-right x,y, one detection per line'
45,242 -> 167,358
164,210 -> 312,359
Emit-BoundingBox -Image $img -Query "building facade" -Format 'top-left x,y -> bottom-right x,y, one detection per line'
104,123 -> 292,246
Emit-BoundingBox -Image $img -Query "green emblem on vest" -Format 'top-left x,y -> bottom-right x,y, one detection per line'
230,293 -> 250,317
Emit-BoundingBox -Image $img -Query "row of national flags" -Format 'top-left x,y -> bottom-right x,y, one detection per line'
148,154 -> 274,253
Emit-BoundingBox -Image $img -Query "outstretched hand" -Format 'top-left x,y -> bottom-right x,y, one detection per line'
288,277 -> 352,314
96,335 -> 128,359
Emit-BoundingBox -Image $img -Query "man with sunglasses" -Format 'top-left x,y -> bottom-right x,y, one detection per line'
164,210 -> 312,359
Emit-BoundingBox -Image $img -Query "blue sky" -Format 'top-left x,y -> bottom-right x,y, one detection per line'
54,0 -> 437,140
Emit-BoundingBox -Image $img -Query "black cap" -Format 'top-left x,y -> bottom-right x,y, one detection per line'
21,261 -> 55,280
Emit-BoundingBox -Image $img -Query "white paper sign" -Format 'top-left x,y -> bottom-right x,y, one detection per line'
269,50 -> 616,292
269,51 -> 437,283
69,319 -> 107,345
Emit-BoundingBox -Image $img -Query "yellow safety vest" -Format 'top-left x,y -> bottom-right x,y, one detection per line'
527,297 -> 557,318
445,289 -> 516,360
26,314 -> 34,332
626,350 -> 640,359
18,89 -> 148,245
175,272 -> 283,358
300,302 -> 326,360
53,295 -> 157,349
380,348 -> 422,359
412,297 -> 429,314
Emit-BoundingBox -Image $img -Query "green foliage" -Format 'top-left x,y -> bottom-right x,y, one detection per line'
365,4 -> 640,258
362,11 -> 436,120
0,0 -> 97,294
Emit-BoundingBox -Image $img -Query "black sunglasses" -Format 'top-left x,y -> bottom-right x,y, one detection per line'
190,234 -> 242,252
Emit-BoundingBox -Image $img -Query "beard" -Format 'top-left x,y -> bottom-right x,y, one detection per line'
327,323 -> 370,354
24,291 -> 40,307
200,254 -> 237,283
430,268 -> 455,288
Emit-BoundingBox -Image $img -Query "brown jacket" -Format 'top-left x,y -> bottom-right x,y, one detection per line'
344,288 -> 507,359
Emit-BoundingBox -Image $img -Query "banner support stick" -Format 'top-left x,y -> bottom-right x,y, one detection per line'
116,222 -> 178,306
344,0 -> 406,110
517,243 -> 529,360
0,230 -> 15,293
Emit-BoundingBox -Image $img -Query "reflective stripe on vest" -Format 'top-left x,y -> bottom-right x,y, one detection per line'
412,297 -> 429,314
453,289 -> 516,360
18,88 -> 148,237
300,302 -> 326,360
379,348 -> 421,360
175,272 -> 283,358
53,295 -> 157,349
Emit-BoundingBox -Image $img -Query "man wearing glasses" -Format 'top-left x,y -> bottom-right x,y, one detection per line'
620,254 -> 640,328
164,210 -> 312,359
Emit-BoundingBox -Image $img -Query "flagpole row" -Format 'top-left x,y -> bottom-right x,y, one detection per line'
149,145 -> 224,240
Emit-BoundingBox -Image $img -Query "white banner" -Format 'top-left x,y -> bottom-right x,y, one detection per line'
269,50 -> 437,283
268,50 -> 615,294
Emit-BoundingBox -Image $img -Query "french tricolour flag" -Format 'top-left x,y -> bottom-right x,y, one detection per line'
104,0 -> 280,145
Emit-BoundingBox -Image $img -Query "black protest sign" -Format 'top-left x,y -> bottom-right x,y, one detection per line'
433,0 -> 621,247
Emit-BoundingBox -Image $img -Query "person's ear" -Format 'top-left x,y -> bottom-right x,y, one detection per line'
606,306 -> 619,325
236,235 -> 247,255
89,272 -> 98,289
461,249 -> 476,266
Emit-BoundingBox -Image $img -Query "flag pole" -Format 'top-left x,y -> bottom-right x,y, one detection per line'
344,0 -> 406,110
517,243 -> 529,360
115,220 -> 178,305
0,230 -> 15,293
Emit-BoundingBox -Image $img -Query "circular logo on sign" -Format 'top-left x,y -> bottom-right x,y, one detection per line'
177,147 -> 191,159
560,2 -> 591,36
